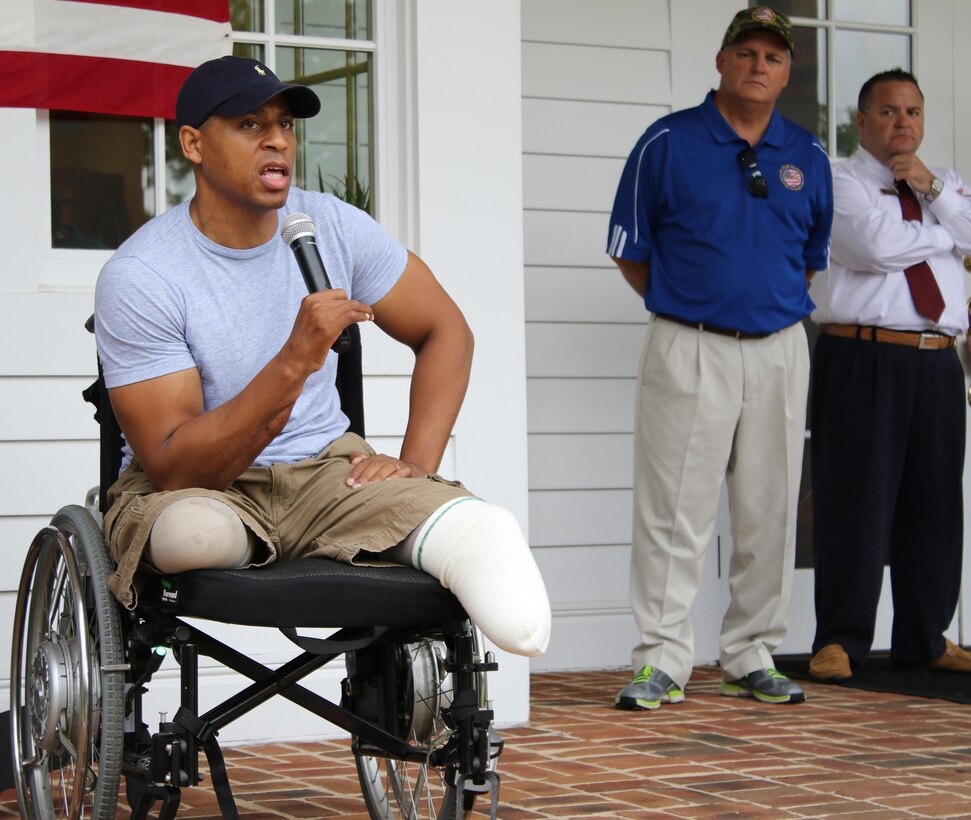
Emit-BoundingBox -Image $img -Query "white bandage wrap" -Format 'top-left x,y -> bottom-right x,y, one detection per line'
403,498 -> 551,657
148,496 -> 254,573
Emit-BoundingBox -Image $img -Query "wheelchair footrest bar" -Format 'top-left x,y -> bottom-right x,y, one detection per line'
455,770 -> 500,820
173,708 -> 240,820
130,785 -> 182,820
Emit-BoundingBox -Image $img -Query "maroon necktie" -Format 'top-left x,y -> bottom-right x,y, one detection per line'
895,180 -> 945,322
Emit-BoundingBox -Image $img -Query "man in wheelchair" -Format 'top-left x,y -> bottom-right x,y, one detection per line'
11,55 -> 549,820
95,54 -> 550,660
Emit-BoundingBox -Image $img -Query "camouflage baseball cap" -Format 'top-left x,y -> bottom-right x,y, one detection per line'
721,6 -> 794,54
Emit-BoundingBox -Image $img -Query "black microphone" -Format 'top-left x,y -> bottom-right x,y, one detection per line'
280,211 -> 352,353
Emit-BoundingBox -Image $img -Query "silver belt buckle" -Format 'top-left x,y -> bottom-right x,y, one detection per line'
918,333 -> 935,350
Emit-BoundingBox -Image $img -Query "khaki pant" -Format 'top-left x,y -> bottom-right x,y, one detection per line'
104,432 -> 471,608
629,317 -> 809,688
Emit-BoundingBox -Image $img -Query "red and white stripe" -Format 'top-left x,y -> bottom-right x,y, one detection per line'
0,0 -> 231,119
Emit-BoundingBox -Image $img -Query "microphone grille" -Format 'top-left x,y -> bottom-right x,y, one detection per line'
280,212 -> 317,245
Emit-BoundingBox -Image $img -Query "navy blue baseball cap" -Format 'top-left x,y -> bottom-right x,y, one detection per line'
176,56 -> 321,129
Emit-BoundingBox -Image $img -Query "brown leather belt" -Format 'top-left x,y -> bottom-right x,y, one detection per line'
823,323 -> 955,350
655,312 -> 771,340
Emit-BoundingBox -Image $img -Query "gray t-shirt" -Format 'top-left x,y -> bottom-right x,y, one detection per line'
95,188 -> 407,469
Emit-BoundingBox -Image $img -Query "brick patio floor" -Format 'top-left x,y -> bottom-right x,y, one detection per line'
4,666 -> 971,818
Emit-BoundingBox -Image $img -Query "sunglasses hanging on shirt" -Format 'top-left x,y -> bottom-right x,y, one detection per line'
737,147 -> 768,199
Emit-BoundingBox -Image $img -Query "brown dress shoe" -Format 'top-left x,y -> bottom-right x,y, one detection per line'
809,644 -> 851,682
928,640 -> 971,672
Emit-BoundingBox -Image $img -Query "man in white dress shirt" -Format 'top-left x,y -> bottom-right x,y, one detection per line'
808,68 -> 971,681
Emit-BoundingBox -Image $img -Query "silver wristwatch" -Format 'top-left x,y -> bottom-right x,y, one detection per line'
925,176 -> 944,203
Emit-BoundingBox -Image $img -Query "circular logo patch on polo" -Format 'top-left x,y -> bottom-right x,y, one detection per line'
754,7 -> 775,22
779,164 -> 805,191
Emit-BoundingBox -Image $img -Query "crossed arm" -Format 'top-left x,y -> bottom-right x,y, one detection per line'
108,251 -> 473,492
832,155 -> 971,273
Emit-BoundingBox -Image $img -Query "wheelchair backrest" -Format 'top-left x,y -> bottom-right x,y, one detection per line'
83,317 -> 366,513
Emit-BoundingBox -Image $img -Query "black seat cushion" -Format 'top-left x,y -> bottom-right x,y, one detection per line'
144,558 -> 466,628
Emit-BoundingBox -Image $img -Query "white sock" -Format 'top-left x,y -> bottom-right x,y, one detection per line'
148,496 -> 254,573
397,498 -> 551,657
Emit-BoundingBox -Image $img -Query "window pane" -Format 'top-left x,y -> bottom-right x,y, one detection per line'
165,121 -> 196,209
834,30 -> 911,157
833,0 -> 910,26
50,112 -> 154,249
776,26 -> 828,149
275,0 -> 370,39
277,47 -> 373,213
231,0 -> 264,33
232,42 -> 266,62
755,0 -> 825,21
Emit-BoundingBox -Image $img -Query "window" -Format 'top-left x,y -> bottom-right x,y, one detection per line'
50,112 -> 156,250
47,0 -> 375,256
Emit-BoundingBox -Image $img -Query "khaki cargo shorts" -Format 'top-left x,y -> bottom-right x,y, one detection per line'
104,432 -> 473,608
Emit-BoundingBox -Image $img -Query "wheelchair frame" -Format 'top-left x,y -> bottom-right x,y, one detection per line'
10,321 -> 503,819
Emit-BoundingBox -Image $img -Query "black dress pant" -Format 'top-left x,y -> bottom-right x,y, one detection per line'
810,333 -> 965,665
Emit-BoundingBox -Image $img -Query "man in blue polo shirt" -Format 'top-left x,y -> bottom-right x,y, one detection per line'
607,6 -> 833,710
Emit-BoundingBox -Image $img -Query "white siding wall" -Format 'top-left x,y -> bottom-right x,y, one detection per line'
522,0 -> 674,671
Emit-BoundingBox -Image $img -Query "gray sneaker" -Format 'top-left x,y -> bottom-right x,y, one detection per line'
615,665 -> 685,710
720,668 -> 805,704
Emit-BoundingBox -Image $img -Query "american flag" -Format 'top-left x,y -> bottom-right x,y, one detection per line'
0,0 -> 231,119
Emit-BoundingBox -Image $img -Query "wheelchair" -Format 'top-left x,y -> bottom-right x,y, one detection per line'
10,320 -> 503,819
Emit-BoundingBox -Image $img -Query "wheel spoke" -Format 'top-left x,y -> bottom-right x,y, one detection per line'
414,765 -> 431,816
48,557 -> 68,633
55,762 -> 71,815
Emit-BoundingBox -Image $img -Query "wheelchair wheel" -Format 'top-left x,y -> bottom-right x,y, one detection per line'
353,631 -> 493,820
10,505 -> 126,819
